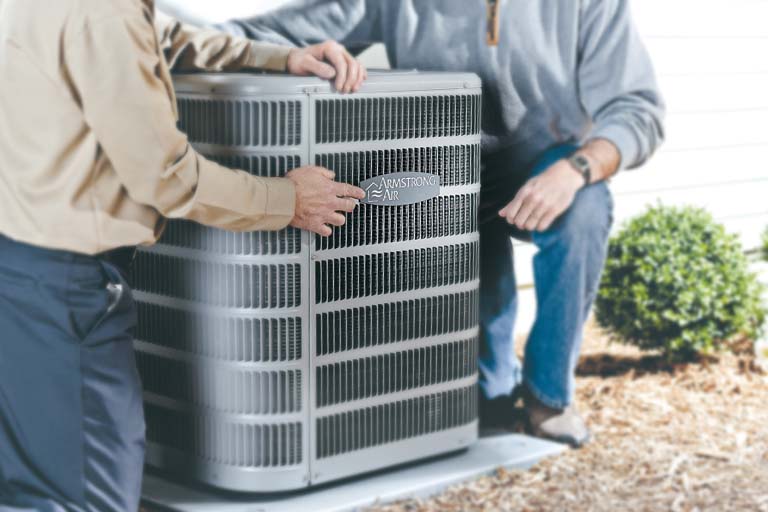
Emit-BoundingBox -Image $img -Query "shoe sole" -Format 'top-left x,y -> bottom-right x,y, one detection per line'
524,420 -> 592,449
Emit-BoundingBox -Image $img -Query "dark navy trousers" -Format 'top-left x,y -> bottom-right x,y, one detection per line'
0,235 -> 144,511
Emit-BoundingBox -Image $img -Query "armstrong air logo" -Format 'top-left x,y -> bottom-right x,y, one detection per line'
360,172 -> 441,206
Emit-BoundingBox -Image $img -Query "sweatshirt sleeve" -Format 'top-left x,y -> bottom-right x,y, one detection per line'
65,13 -> 295,232
578,0 -> 666,170
154,11 -> 292,72
217,0 -> 383,55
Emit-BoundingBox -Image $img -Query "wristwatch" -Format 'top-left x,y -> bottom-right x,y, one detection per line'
567,154 -> 592,186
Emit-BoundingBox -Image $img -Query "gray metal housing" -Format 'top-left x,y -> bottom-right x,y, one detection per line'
131,70 -> 482,492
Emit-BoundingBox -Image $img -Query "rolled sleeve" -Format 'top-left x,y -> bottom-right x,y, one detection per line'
589,121 -> 641,172
217,0 -> 383,55
154,13 -> 291,72
244,41 -> 292,71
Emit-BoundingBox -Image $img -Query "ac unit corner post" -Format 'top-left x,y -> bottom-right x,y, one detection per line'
131,71 -> 483,492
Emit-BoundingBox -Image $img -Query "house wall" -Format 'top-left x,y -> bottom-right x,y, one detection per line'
157,0 -> 768,331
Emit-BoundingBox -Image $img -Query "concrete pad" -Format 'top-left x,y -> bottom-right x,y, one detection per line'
142,434 -> 566,512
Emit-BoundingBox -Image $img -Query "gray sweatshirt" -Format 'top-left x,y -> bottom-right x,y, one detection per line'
220,0 -> 665,173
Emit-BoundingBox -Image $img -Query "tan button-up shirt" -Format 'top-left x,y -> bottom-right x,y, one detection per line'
0,0 -> 297,255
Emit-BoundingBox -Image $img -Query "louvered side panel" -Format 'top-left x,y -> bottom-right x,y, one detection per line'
135,89 -> 311,492
178,98 -> 302,148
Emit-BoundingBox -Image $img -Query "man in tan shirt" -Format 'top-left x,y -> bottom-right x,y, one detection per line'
0,0 -> 365,510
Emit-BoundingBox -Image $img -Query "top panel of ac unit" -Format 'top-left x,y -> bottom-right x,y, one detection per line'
173,70 -> 482,96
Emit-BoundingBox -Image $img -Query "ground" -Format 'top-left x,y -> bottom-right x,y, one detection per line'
370,323 -> 768,512
140,323 -> 768,512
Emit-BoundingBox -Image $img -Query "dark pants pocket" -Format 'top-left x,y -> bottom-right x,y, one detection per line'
0,245 -> 144,512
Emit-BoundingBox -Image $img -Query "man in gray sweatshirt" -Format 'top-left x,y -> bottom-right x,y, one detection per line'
221,0 -> 665,447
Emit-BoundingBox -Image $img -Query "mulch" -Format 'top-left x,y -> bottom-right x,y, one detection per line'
368,323 -> 768,512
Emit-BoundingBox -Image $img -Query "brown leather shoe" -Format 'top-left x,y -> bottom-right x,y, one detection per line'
523,388 -> 591,448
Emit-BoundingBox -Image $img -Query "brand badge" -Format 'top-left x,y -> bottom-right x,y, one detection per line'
360,172 -> 441,206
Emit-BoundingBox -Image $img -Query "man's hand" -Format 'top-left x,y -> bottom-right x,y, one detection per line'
499,160 -> 585,232
286,40 -> 367,93
500,139 -> 621,232
286,166 -> 366,237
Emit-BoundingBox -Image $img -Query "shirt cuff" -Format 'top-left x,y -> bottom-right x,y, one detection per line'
259,176 -> 296,230
196,161 -> 295,231
246,41 -> 292,72
589,122 -> 640,171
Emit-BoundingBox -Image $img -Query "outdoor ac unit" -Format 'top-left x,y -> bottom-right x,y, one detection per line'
131,71 -> 482,492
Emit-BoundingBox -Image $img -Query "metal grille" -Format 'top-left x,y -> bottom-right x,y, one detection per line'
178,98 -> 302,146
316,384 -> 477,459
138,352 -> 302,414
315,242 -> 479,303
315,94 -> 481,143
136,72 -> 482,490
135,302 -> 302,362
159,220 -> 302,256
311,88 -> 480,463
316,145 -> 480,187
207,153 -> 301,178
145,404 -> 303,467
132,252 -> 300,309
315,290 -> 479,356
316,194 -> 477,251
316,338 -> 478,407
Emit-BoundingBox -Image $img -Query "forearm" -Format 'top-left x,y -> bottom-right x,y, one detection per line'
155,14 -> 290,72
576,138 -> 622,184
218,0 -> 381,54
177,155 -> 296,232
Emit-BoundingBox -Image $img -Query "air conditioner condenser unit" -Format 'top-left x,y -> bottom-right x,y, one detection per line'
131,70 -> 483,492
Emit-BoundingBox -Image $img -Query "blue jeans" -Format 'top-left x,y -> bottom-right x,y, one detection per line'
0,235 -> 144,512
478,145 -> 614,408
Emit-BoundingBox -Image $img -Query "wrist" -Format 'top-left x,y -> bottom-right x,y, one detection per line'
285,48 -> 298,74
566,153 -> 592,187
551,159 -> 587,189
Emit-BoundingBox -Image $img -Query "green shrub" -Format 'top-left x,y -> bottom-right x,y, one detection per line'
595,204 -> 765,360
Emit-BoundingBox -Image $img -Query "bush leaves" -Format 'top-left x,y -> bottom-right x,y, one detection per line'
595,204 -> 766,361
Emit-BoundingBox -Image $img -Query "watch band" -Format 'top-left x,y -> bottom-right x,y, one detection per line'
567,154 -> 591,186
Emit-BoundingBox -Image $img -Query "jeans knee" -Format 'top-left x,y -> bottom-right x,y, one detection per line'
533,182 -> 613,254
558,182 -> 613,239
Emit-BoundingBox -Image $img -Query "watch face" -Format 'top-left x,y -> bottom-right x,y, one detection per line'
574,155 -> 589,168
569,154 -> 591,184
